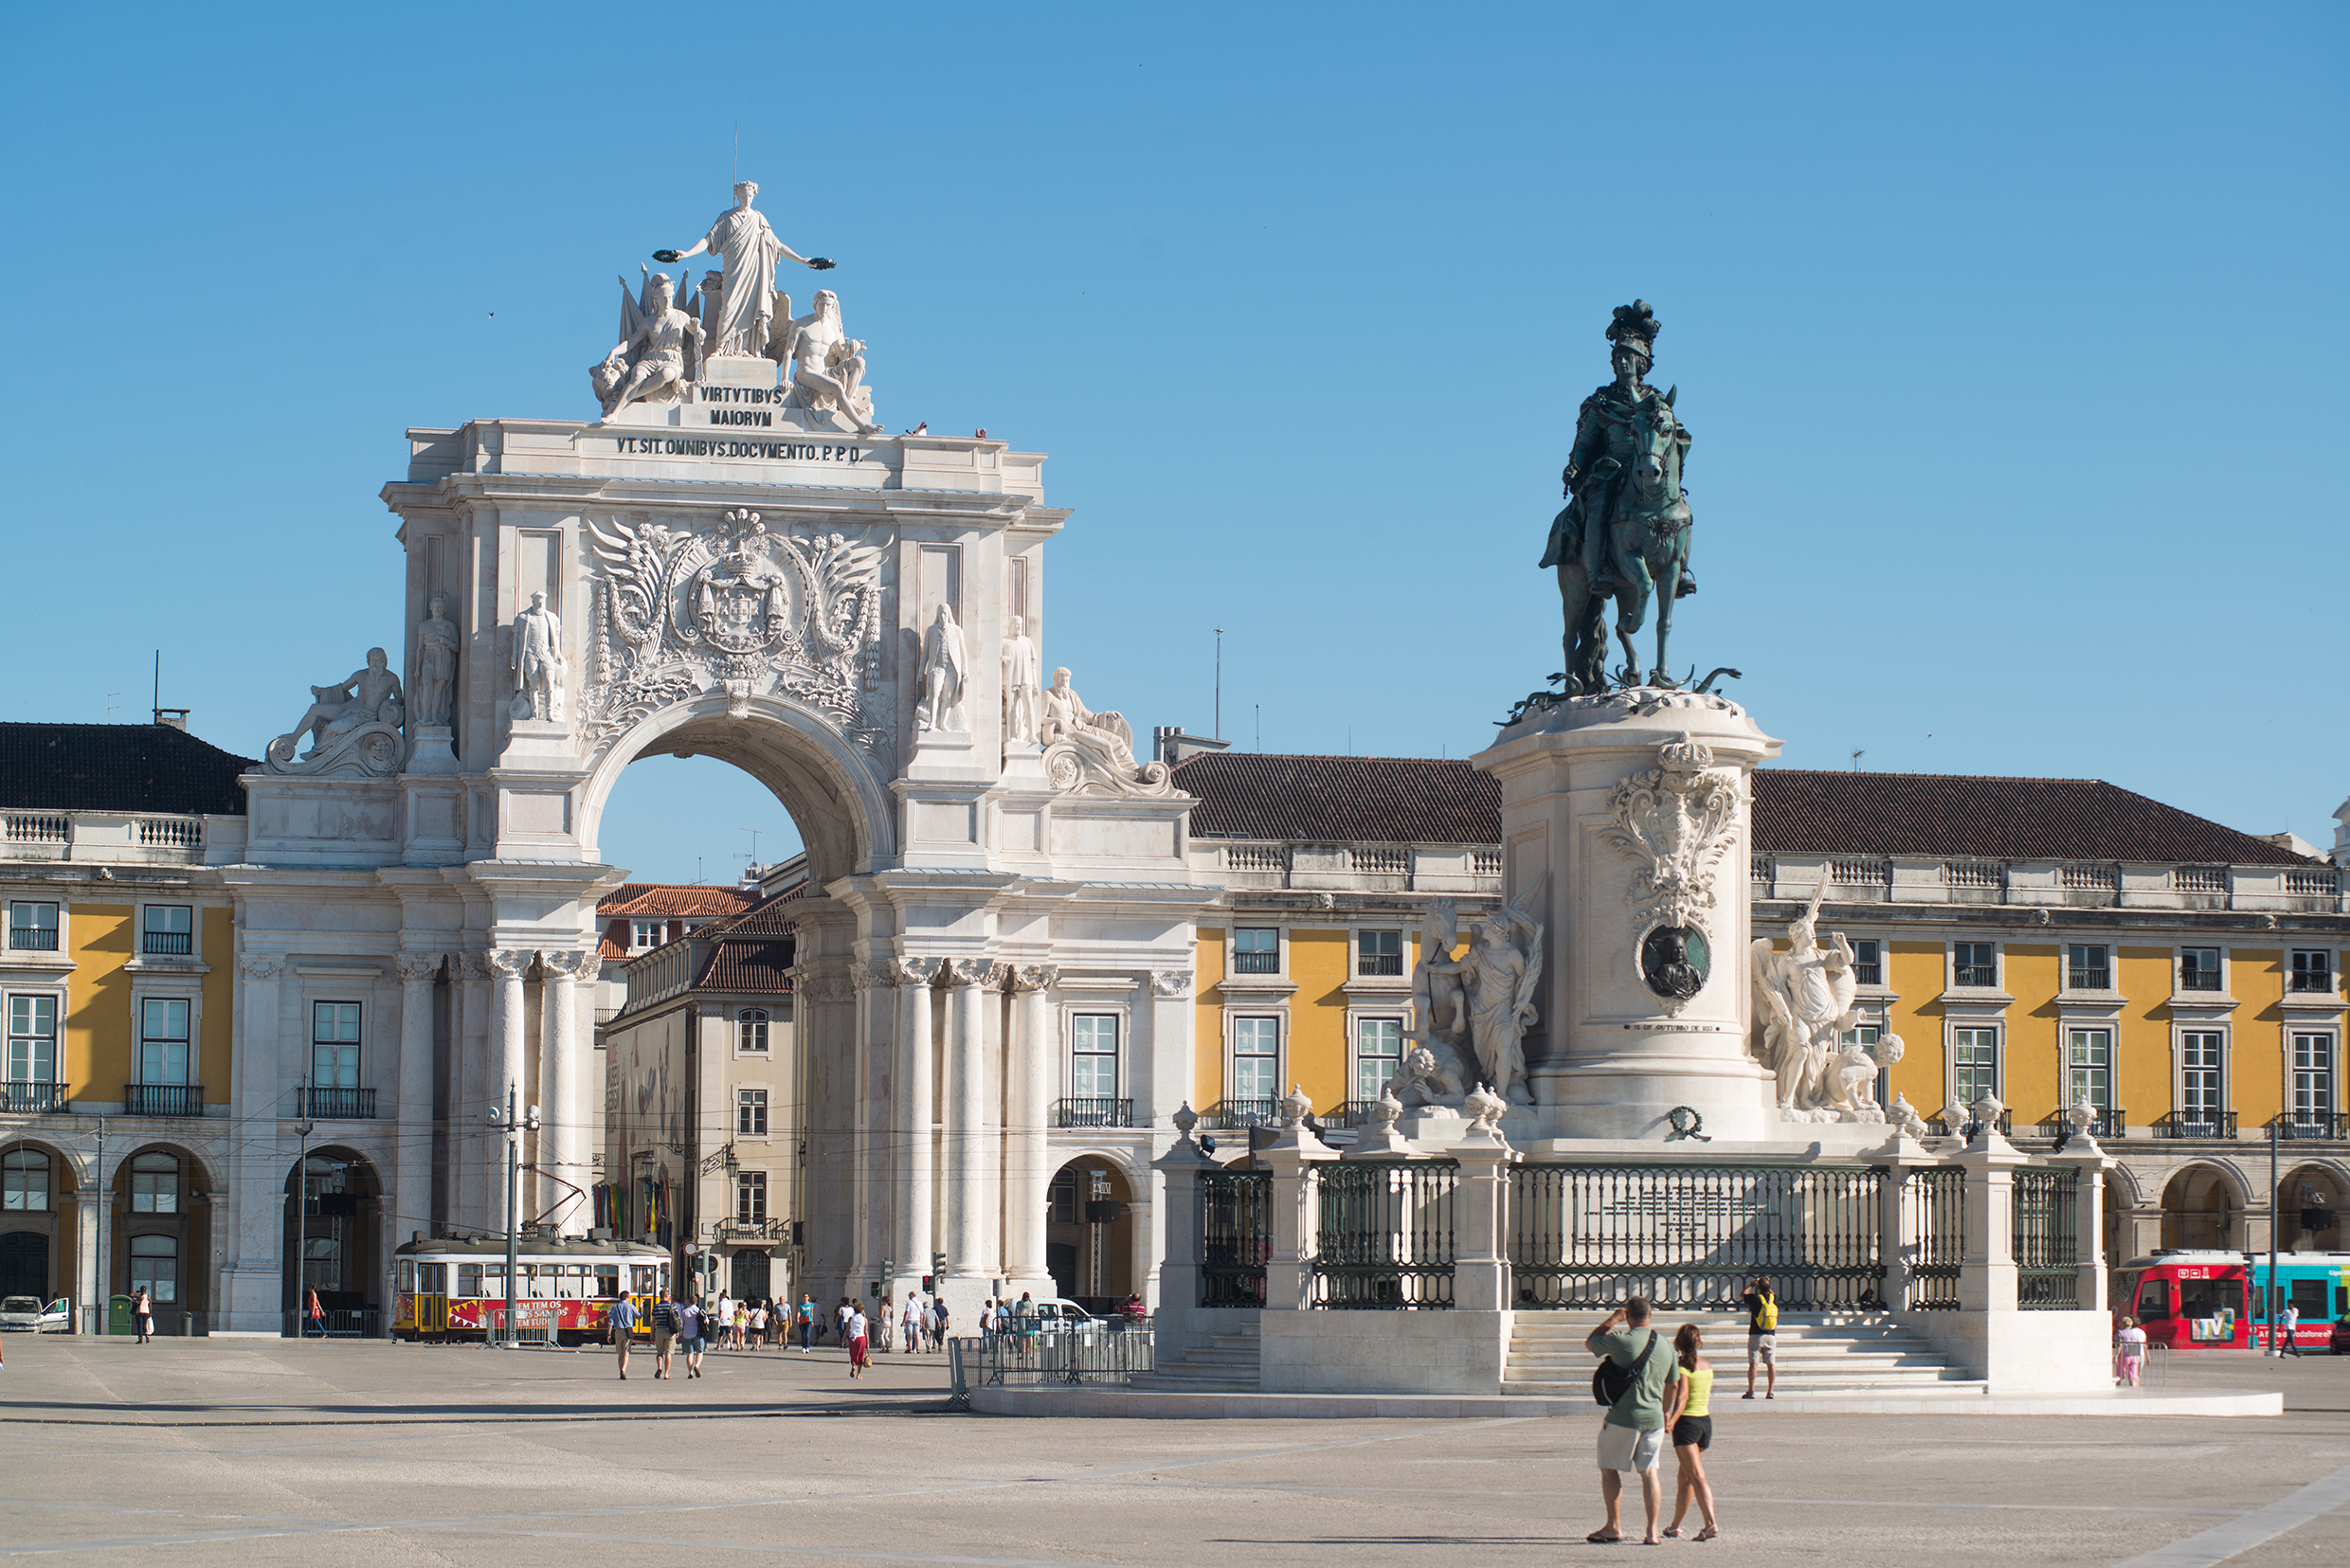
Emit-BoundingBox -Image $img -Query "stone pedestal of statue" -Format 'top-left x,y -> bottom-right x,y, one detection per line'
1472,687 -> 1781,1142
407,722 -> 460,776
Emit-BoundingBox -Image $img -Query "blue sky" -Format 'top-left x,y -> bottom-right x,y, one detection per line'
4,4 -> 2343,882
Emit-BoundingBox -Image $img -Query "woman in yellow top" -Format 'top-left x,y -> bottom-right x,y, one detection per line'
1663,1323 -> 1720,1541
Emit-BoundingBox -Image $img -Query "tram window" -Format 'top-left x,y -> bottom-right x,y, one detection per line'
483,1264 -> 506,1297
562,1266 -> 588,1300
629,1265 -> 657,1296
2177,1279 -> 2232,1320
2291,1279 -> 2330,1321
396,1261 -> 415,1293
420,1264 -> 446,1295
2136,1280 -> 2169,1319
458,1264 -> 482,1297
594,1266 -> 620,1297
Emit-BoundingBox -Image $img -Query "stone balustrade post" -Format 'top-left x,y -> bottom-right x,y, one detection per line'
1954,1118 -> 2027,1315
1258,1108 -> 1338,1312
2049,1135 -> 2117,1314
1877,1129 -> 1939,1312
1441,1141 -> 1519,1313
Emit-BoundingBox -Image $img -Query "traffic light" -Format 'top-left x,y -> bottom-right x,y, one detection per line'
931,1251 -> 947,1281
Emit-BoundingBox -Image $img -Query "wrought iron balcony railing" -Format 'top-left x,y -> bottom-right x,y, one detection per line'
1052,1097 -> 1134,1128
1953,965 -> 1998,988
2178,966 -> 2224,992
142,929 -> 192,956
299,1086 -> 377,1120
1203,1097 -> 1282,1130
2276,1111 -> 2342,1141
8,925 -> 59,951
2155,1110 -> 2238,1140
2035,1108 -> 2126,1142
2066,968 -> 2110,991
1,1080 -> 67,1114
124,1084 -> 204,1117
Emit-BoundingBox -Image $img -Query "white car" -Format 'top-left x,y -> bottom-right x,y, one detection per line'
0,1296 -> 70,1332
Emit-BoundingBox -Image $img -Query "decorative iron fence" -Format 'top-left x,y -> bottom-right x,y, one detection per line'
1200,1167 -> 1271,1307
1507,1162 -> 1885,1311
1311,1160 -> 1456,1308
947,1328 -> 1153,1405
1905,1167 -> 1964,1310
2014,1168 -> 2078,1309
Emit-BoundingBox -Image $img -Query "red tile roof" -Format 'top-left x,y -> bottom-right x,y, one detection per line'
597,884 -> 761,918
1172,752 -> 2317,867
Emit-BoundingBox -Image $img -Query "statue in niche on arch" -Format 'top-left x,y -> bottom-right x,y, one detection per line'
1002,615 -> 1039,745
592,268 -> 702,422
916,604 -> 968,732
769,290 -> 878,435
1423,881 -> 1546,1105
511,590 -> 568,723
655,180 -> 834,361
264,648 -> 407,777
413,594 -> 458,727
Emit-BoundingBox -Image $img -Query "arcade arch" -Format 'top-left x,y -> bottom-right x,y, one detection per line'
111,1143 -> 216,1327
2277,1162 -> 2349,1253
282,1148 -> 384,1331
1047,1154 -> 1142,1313
2160,1162 -> 2247,1252
0,1138 -> 77,1302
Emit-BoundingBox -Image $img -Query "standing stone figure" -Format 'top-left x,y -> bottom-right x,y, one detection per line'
1749,873 -> 1861,1121
1540,300 -> 1696,694
1002,614 -> 1039,744
658,182 -> 833,360
1427,883 -> 1546,1106
916,604 -> 968,732
510,590 -> 567,723
413,594 -> 459,727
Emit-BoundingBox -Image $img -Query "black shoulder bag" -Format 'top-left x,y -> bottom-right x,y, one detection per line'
1593,1329 -> 1657,1408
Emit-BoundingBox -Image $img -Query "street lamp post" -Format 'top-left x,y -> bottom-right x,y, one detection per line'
486,1083 -> 539,1346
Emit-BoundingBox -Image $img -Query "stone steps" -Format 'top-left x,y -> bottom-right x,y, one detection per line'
1131,1327 -> 1260,1393
1505,1312 -> 1977,1396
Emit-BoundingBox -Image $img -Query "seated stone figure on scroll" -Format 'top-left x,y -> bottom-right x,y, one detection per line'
1038,668 -> 1175,796
284,649 -> 404,758
769,290 -> 878,435
591,269 -> 702,422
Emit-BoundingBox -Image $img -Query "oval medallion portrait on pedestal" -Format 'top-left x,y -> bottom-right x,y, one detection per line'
1640,925 -> 1709,1002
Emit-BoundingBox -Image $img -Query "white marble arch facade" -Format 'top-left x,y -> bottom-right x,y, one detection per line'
221,421 -> 1212,1331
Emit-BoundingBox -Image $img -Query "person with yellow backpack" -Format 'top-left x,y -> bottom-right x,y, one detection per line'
1741,1276 -> 1778,1398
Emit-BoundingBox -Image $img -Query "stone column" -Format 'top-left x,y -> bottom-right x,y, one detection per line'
1954,1113 -> 2027,1314
1003,964 -> 1058,1291
1256,1097 -> 1339,1311
455,953 -> 491,1230
484,948 -> 533,1234
2050,1134 -> 2118,1314
943,960 -> 993,1282
892,959 -> 940,1284
223,953 -> 285,1333
1443,1139 -> 1518,1313
393,954 -> 442,1247
74,1166 -> 99,1336
542,951 -> 596,1223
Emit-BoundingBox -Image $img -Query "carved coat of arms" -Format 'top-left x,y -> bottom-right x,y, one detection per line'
583,507 -> 883,754
1597,732 -> 1741,1011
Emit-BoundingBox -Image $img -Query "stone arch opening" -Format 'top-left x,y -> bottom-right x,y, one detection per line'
2278,1162 -> 2349,1253
1046,1155 -> 1138,1314
0,1138 -> 79,1305
578,694 -> 898,888
282,1147 -> 385,1333
2160,1163 -> 2245,1252
110,1142 -> 216,1330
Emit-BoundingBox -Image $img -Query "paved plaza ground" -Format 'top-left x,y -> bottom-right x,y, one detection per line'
1,1333 -> 2346,1566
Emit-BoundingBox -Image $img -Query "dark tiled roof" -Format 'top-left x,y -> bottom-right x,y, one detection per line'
1173,751 -> 2314,867
1171,753 -> 1501,844
0,722 -> 252,817
597,884 -> 760,918
695,939 -> 795,993
1751,771 -> 2317,865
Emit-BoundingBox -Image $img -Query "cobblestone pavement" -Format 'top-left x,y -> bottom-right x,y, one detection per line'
1,1335 -> 2345,1566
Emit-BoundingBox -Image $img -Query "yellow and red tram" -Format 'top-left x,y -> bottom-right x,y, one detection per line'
392,1234 -> 672,1345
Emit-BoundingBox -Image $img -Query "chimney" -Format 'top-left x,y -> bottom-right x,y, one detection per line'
1153,727 -> 1230,766
154,708 -> 190,731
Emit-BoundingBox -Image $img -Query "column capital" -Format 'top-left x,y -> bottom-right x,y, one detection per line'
544,949 -> 602,982
1009,963 -> 1059,994
945,958 -> 994,988
238,953 -> 283,981
485,948 -> 533,980
894,956 -> 944,986
1148,969 -> 1193,999
394,952 -> 444,983
852,960 -> 897,992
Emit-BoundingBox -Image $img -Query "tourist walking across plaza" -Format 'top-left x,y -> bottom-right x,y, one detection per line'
1585,1298 -> 1682,1546
1663,1324 -> 1721,1541
2279,1299 -> 2303,1357
133,1287 -> 154,1344
2116,1315 -> 2147,1386
800,1295 -> 817,1351
1741,1275 -> 1778,1399
846,1303 -> 870,1379
648,1292 -> 681,1379
608,1291 -> 638,1379
679,1297 -> 707,1379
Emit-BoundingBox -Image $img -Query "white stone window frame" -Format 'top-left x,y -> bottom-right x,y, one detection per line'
1223,1008 -> 1286,1108
2172,942 -> 2232,1003
734,1168 -> 768,1225
2289,1029 -> 2339,1121
2057,1011 -> 2121,1116
1946,937 -> 2004,995
136,900 -> 200,962
1843,931 -> 1892,995
734,1006 -> 772,1056
1943,1008 -> 2005,1118
306,997 -> 365,1092
2287,946 -> 2340,1001
1351,925 -> 1408,982
1227,922 -> 1287,982
1062,1007 -> 1128,1107
4,981 -> 67,1089
127,977 -> 204,1090
3,898 -> 66,963
2171,1021 -> 2232,1130
734,1085 -> 770,1141
630,919 -> 665,953
1346,1010 -> 1408,1108
2059,936 -> 2122,998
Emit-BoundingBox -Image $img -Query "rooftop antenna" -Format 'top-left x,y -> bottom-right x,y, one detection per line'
106,692 -> 119,720
1255,704 -> 1260,751
732,123 -> 738,185
1850,748 -> 1865,770
152,650 -> 159,719
741,827 -> 761,875
1214,628 -> 1223,740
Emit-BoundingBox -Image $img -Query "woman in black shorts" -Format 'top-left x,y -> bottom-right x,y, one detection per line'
1663,1323 -> 1720,1541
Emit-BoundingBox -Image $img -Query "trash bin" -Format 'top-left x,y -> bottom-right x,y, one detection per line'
108,1294 -> 134,1335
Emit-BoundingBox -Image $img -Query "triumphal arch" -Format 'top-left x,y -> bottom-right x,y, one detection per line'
222,186 -> 1208,1329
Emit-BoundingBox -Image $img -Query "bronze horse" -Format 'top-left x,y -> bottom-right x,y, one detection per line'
1553,391 -> 1694,692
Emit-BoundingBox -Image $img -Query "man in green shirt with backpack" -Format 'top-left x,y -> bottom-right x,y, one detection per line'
1585,1296 -> 1683,1545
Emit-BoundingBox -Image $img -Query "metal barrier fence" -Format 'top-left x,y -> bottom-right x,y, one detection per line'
2014,1168 -> 2079,1309
1508,1162 -> 1886,1310
286,1308 -> 382,1339
1906,1167 -> 1965,1310
1311,1159 -> 1457,1308
947,1329 -> 1154,1406
1201,1168 -> 1271,1307
485,1302 -> 560,1348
